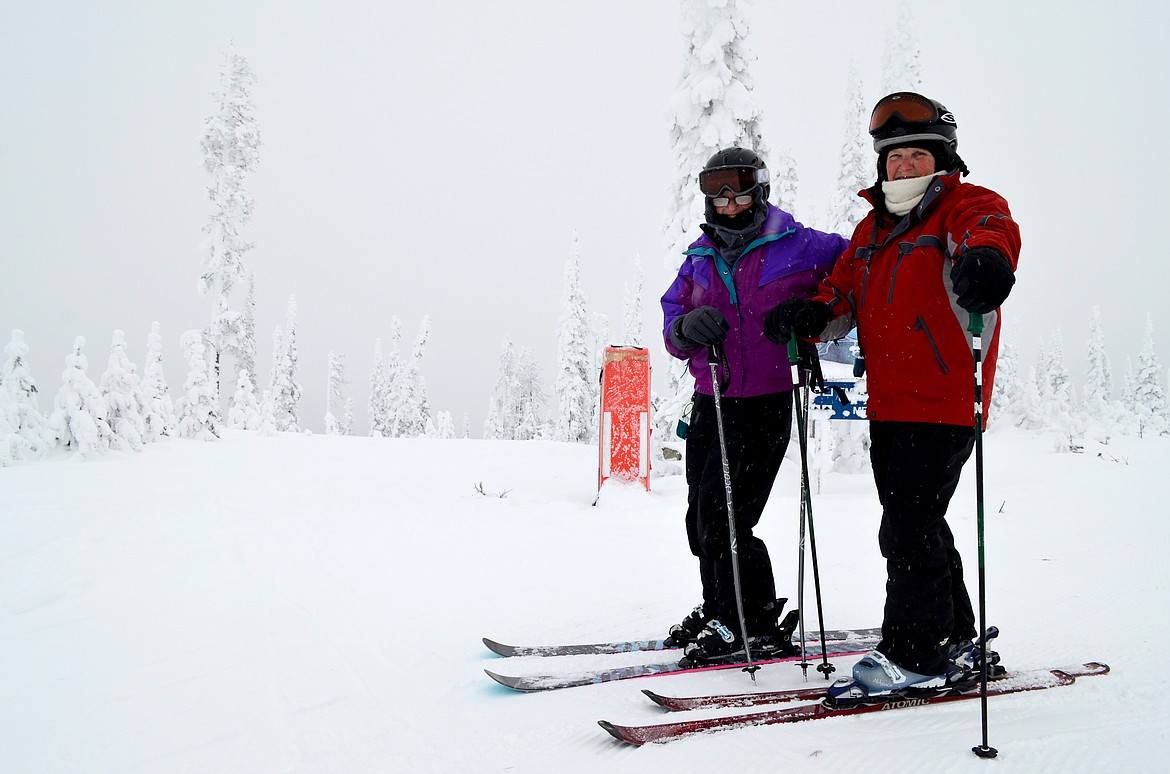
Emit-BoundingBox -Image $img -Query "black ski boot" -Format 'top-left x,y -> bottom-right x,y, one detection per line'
680,619 -> 746,666
663,603 -> 712,648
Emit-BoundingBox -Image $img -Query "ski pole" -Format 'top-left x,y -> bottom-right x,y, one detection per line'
708,345 -> 758,681
968,312 -> 997,760
795,377 -> 810,680
787,334 -> 835,680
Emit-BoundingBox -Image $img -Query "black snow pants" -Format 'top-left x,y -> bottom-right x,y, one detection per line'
870,420 -> 977,675
684,391 -> 792,634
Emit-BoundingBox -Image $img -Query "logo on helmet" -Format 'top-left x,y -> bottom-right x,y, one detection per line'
940,112 -> 957,125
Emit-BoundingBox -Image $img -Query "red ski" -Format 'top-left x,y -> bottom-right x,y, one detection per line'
599,662 -> 1109,745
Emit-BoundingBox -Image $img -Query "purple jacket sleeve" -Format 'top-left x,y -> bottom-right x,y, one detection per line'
661,258 -> 698,361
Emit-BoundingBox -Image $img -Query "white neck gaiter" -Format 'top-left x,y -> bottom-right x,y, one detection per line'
882,172 -> 943,216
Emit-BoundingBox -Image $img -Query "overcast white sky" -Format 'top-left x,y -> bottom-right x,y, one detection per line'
3,0 -> 1168,434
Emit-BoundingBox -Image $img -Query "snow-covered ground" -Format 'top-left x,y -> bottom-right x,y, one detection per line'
2,427 -> 1167,772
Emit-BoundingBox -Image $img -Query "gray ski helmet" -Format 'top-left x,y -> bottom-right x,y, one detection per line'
869,92 -> 958,154
700,147 -> 770,201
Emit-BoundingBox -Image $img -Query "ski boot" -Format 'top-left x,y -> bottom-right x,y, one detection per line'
826,650 -> 964,708
749,601 -> 800,658
663,603 -> 712,648
680,619 -> 744,666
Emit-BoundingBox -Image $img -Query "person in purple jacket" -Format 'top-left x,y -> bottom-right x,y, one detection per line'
660,147 -> 849,664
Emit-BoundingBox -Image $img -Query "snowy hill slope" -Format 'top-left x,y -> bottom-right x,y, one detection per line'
2,429 -> 1167,772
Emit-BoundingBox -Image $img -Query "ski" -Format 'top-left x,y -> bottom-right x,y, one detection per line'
484,639 -> 874,692
483,625 -> 882,658
644,663 -> 1010,711
599,662 -> 1110,745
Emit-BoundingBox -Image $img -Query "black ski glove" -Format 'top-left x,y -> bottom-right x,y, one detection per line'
764,299 -> 831,344
950,248 -> 1015,315
672,306 -> 729,349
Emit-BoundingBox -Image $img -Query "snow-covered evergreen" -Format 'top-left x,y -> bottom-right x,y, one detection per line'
174,330 -> 221,441
1035,330 -> 1078,438
824,61 -> 873,236
393,317 -> 432,438
141,322 -> 176,441
554,233 -> 594,444
620,253 -> 646,349
368,338 -> 392,438
1133,315 -> 1168,436
268,296 -> 302,433
324,351 -> 349,436
430,410 -> 455,439
1081,306 -> 1117,436
770,145 -> 799,216
199,44 -> 261,400
1,330 -> 51,463
48,336 -> 114,456
485,339 -> 549,441
228,369 -> 262,431
663,0 -> 769,262
99,330 -> 147,452
990,336 -> 1024,427
237,275 -> 259,386
256,389 -> 277,437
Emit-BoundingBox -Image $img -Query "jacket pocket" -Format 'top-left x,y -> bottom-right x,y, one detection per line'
912,316 -> 949,374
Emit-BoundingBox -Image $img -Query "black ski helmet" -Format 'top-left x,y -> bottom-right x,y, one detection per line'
700,147 -> 771,201
869,92 -> 967,178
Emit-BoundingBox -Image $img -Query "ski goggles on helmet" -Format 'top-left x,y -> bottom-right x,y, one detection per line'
698,166 -> 769,198
869,92 -> 941,136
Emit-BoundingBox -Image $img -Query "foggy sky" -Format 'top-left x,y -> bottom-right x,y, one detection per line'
3,0 -> 1167,435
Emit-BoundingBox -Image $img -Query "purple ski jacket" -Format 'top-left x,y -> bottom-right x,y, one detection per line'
661,204 -> 848,397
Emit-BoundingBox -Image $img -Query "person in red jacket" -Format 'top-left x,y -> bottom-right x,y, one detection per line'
765,92 -> 1021,698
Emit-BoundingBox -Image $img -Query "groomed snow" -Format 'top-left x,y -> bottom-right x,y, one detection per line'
2,427 -> 1166,772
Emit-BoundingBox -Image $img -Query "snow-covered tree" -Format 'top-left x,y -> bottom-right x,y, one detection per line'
1081,306 -> 1116,433
431,410 -> 456,439
770,145 -> 799,216
256,389 -> 277,436
1133,315 -> 1167,436
1015,365 -> 1045,431
99,330 -> 147,452
485,339 -> 548,441
268,296 -> 302,433
237,275 -> 258,386
989,337 -> 1024,428
324,351 -> 349,436
141,322 -> 176,441
554,233 -> 594,443
2,330 -> 51,463
621,253 -> 647,348
394,317 -> 432,438
825,61 -> 874,236
664,0 -> 770,262
48,336 -> 114,455
174,329 -> 221,441
200,44 -> 261,399
368,338 -> 392,437
1118,355 -> 1138,431
881,2 -> 923,95
658,0 -> 771,476
515,345 -> 550,440
1036,331 -> 1077,436
340,397 -> 354,436
228,369 -> 262,430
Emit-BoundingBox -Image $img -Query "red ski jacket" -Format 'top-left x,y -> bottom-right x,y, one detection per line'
812,172 -> 1021,426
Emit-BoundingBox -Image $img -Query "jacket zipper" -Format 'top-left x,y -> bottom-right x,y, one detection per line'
913,316 -> 949,374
